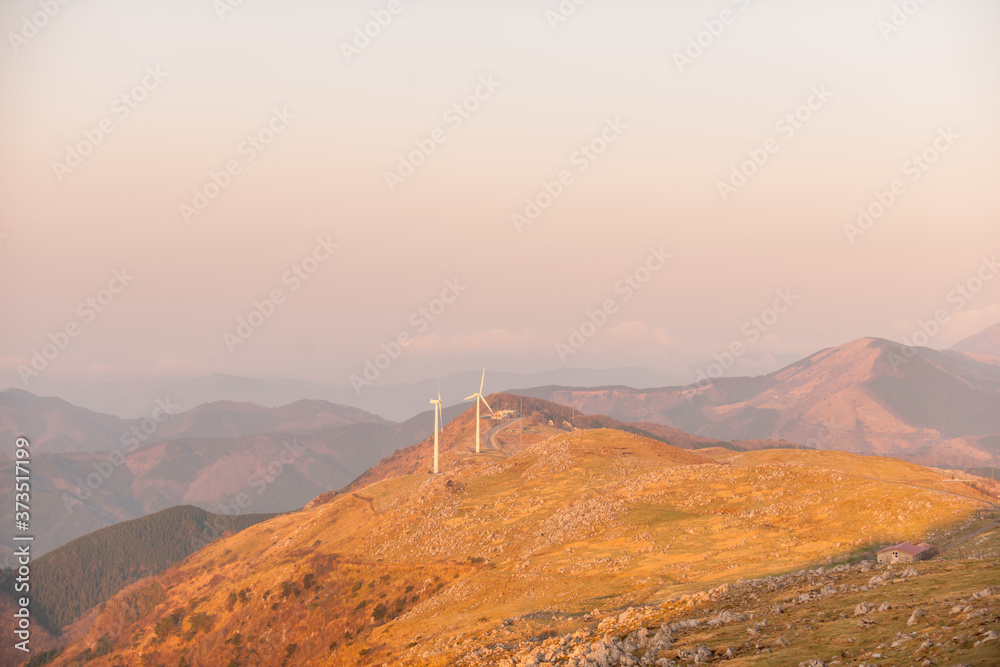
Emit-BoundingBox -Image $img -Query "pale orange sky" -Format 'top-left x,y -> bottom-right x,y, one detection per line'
1,0 -> 999,393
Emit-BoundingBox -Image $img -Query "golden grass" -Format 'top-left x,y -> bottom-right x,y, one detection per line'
49,431 -> 991,667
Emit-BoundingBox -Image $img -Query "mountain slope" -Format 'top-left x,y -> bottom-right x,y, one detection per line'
340,393 -> 740,493
460,558 -> 1000,666
41,430 -> 988,667
0,389 -> 389,455
0,506 -> 276,635
953,321 -> 1000,358
29,367 -> 671,421
525,338 -> 1000,467
0,388 -> 128,454
0,402 -> 458,558
146,398 -> 388,441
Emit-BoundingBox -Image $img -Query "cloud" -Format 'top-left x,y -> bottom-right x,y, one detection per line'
408,329 -> 543,354
601,321 -> 682,349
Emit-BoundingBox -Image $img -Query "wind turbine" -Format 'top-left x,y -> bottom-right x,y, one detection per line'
430,382 -> 443,474
465,368 -> 494,453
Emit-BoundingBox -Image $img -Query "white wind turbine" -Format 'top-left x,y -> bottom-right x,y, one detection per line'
465,368 -> 494,454
430,382 -> 443,474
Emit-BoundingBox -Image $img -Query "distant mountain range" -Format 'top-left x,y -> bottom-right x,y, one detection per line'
0,388 -> 387,454
0,391 -> 466,557
11,367 -> 669,421
522,336 -> 1000,468
5,323 -> 1000,559
5,324 -> 1000,665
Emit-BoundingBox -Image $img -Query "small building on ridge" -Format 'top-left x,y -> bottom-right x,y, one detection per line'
875,542 -> 935,564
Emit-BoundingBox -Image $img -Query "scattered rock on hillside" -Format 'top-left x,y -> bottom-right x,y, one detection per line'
890,631 -> 915,647
976,629 -> 998,646
854,601 -> 874,616
457,561 -> 998,667
677,644 -> 713,664
706,610 -> 747,627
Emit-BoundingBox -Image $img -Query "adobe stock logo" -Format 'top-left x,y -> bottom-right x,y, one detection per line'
513,117 -> 628,233
213,0 -> 248,21
384,76 -> 502,193
673,0 -> 755,73
180,108 -> 295,224
7,0 -> 74,54
545,0 -> 590,31
688,288 -> 800,400
350,279 -> 468,394
888,254 -> 1000,371
716,85 -> 833,202
223,236 -> 339,352
19,269 -> 134,386
52,66 -> 169,183
62,398 -> 182,515
555,247 -> 670,362
340,0 -> 406,63
877,0 -> 932,40
843,127 -> 958,244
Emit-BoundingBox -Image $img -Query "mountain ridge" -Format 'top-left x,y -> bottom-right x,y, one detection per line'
37,426 -> 992,667
953,321 -> 1000,357
523,337 -> 1000,467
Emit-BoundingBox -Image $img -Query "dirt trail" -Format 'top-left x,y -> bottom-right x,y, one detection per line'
352,493 -> 377,514
484,417 -> 524,452
851,473 -> 999,552
854,474 -> 996,507
941,519 -> 1000,551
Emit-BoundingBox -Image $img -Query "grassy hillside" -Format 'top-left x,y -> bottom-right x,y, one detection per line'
0,506 -> 276,634
342,393 -> 793,493
0,416 -> 437,558
464,558 -> 1000,666
40,428 -> 990,666
0,392 -> 447,559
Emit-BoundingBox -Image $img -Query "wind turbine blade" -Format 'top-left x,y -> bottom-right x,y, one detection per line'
437,376 -> 441,402
480,395 -> 495,415
479,368 -> 485,394
465,394 -> 478,401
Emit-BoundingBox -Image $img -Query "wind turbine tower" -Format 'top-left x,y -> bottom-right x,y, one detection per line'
465,368 -> 494,454
430,384 -> 443,474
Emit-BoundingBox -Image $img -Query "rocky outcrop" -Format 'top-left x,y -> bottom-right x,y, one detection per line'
457,561 -> 1000,667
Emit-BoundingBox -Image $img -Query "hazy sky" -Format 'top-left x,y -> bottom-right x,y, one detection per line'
1,0 -> 999,395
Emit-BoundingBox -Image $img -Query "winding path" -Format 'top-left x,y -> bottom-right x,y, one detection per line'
940,518 -> 1000,551
853,474 -> 997,508
850,474 -> 999,553
484,417 -> 524,453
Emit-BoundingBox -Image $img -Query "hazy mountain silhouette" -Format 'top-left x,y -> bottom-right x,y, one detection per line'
952,321 -> 1000,358
0,393 -> 465,557
524,336 -> 1000,467
21,367 -> 670,421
